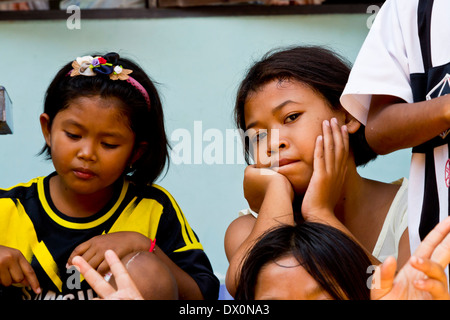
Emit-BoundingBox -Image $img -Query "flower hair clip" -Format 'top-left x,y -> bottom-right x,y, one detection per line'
70,55 -> 133,81
68,53 -> 151,109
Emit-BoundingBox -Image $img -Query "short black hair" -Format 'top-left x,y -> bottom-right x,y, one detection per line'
234,45 -> 377,167
41,52 -> 170,187
235,222 -> 372,300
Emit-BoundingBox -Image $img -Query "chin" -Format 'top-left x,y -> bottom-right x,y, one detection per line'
283,175 -> 310,196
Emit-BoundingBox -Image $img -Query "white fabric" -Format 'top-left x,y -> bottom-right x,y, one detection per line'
372,178 -> 408,262
340,0 -> 450,125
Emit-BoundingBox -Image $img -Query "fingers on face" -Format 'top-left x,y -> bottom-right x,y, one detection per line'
320,118 -> 349,173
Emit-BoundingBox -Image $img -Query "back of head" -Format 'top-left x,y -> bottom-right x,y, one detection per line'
234,45 -> 377,167
42,52 -> 169,187
235,222 -> 371,300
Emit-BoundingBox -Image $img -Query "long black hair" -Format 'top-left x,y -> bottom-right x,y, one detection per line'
235,222 -> 372,300
41,52 -> 170,187
234,45 -> 377,167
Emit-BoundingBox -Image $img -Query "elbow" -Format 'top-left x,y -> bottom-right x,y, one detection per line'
224,269 -> 237,298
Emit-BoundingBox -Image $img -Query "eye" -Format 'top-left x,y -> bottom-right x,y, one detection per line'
285,113 -> 301,124
102,142 -> 119,149
65,131 -> 81,140
251,130 -> 267,145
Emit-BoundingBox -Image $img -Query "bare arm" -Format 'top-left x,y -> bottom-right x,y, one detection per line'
366,94 -> 450,155
225,170 -> 294,297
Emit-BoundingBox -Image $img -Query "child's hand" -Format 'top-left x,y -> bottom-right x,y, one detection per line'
243,165 -> 294,213
301,118 -> 349,221
67,232 -> 151,275
409,256 -> 450,300
371,217 -> 450,300
0,245 -> 41,294
72,249 -> 143,300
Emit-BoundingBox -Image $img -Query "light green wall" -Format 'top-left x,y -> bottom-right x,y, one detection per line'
0,14 -> 411,282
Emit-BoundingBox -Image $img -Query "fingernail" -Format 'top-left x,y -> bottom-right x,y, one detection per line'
342,125 -> 348,132
324,120 -> 330,126
414,279 -> 424,287
331,117 -> 338,124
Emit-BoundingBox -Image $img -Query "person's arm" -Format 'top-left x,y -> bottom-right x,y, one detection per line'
366,94 -> 450,155
225,168 -> 294,297
301,119 -> 381,266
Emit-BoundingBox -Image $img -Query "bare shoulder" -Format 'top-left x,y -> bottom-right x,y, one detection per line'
224,214 -> 256,261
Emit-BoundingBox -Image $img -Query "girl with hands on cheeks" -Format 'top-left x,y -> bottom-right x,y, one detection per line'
225,46 -> 411,297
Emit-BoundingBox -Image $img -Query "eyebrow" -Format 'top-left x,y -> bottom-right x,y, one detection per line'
246,100 -> 299,130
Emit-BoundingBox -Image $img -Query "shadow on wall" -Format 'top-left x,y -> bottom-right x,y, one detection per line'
0,86 -> 13,135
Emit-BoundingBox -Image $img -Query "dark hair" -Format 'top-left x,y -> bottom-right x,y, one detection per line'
234,45 -> 377,167
235,222 -> 371,300
41,52 -> 169,187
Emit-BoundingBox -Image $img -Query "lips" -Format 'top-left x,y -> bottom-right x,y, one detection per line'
278,159 -> 298,167
270,158 -> 299,169
73,168 -> 96,180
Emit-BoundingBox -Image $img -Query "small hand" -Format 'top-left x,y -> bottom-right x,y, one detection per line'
0,245 -> 41,294
67,232 -> 151,275
302,118 -> 349,221
371,216 -> 450,300
409,256 -> 450,300
243,165 -> 294,213
72,249 -> 143,300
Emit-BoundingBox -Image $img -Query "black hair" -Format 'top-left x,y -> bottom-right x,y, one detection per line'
234,45 -> 377,167
41,52 -> 169,187
235,222 -> 371,300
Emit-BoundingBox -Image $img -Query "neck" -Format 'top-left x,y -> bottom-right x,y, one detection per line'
49,175 -> 118,218
334,161 -> 366,224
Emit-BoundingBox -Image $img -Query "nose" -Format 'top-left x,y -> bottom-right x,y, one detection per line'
267,129 -> 288,157
77,140 -> 97,162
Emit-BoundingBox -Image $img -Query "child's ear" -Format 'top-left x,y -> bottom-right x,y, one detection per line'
344,113 -> 361,134
40,113 -> 52,147
130,142 -> 148,166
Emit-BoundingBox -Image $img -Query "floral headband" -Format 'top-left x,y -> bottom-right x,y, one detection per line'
68,54 -> 151,109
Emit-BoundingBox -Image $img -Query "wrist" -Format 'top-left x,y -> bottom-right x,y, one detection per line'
267,175 -> 294,201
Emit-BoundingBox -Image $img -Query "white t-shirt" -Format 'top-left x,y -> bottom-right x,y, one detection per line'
341,0 -> 450,125
340,0 -> 450,255
372,178 -> 408,262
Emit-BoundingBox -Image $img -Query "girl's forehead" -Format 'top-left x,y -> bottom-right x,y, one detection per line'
57,96 -> 132,130
243,80 -> 328,122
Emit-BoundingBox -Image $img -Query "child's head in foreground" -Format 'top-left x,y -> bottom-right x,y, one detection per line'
235,222 -> 372,300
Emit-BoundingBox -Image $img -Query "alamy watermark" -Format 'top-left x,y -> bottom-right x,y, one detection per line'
169,121 -> 281,169
366,4 -> 380,29
66,5 -> 81,30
